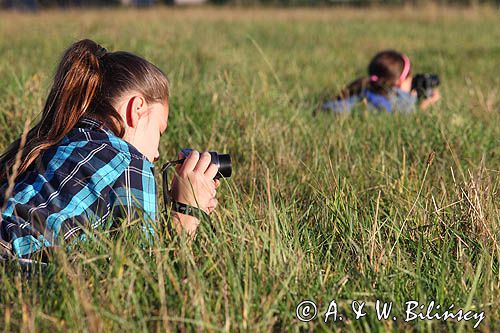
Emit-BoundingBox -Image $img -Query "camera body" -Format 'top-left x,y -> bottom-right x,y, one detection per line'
180,148 -> 232,179
411,73 -> 440,99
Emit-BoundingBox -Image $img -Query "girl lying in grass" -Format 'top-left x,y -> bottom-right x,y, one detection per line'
0,39 -> 218,259
322,50 -> 440,113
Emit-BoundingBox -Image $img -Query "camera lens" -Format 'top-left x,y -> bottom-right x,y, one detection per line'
208,152 -> 232,179
429,74 -> 440,87
215,153 -> 232,179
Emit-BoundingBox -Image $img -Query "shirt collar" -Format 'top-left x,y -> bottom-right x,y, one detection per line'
78,117 -> 103,129
76,117 -> 152,164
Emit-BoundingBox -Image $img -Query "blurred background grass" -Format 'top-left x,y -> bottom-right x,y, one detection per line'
0,6 -> 499,332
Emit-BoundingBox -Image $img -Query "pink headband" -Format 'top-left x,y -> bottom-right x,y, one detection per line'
400,53 -> 411,81
370,75 -> 379,82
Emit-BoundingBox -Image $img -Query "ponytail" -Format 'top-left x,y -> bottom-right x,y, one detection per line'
0,39 -> 104,183
336,77 -> 371,100
0,38 -> 169,185
335,76 -> 395,100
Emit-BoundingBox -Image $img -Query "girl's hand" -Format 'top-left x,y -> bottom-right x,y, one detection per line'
170,150 -> 219,214
420,88 -> 441,110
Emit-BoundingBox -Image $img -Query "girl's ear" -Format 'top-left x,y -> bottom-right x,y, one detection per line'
125,95 -> 146,128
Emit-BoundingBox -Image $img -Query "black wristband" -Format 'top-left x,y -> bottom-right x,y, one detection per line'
171,201 -> 210,221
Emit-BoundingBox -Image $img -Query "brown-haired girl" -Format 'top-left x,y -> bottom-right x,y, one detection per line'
322,50 -> 440,113
0,39 -> 218,258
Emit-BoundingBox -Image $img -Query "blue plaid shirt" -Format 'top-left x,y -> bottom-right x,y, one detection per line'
0,117 -> 157,258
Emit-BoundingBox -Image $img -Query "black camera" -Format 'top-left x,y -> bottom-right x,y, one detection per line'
161,149 -> 232,207
180,148 -> 232,179
411,73 -> 440,99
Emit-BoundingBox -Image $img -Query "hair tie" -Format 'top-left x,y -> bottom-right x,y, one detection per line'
95,45 -> 107,59
370,75 -> 379,82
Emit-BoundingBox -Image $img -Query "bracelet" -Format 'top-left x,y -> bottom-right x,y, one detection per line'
171,201 -> 210,221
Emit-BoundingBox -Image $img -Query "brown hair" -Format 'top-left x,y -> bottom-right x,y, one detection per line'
336,50 -> 411,100
0,39 -> 169,184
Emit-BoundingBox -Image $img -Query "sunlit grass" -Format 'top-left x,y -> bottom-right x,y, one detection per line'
0,6 -> 499,332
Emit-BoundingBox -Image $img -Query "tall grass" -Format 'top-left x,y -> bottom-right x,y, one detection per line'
0,7 -> 499,332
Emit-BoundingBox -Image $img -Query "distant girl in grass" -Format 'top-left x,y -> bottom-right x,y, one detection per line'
322,50 -> 440,113
0,39 -> 218,259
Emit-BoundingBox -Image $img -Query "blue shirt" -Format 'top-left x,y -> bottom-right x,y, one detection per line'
322,88 -> 417,113
0,117 -> 157,258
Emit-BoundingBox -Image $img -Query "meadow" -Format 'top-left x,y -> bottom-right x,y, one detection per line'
0,6 -> 499,332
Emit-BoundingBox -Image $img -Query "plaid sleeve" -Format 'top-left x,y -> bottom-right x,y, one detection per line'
109,157 -> 157,233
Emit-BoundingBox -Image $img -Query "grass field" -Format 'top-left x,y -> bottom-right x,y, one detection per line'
0,6 -> 499,332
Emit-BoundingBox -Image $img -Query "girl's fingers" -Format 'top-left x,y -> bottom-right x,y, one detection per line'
205,163 -> 219,179
194,152 -> 212,173
181,150 -> 199,173
207,198 -> 218,213
175,163 -> 182,174
214,179 -> 220,189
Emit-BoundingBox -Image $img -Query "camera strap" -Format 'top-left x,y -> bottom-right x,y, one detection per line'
161,160 -> 181,208
171,201 -> 210,221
